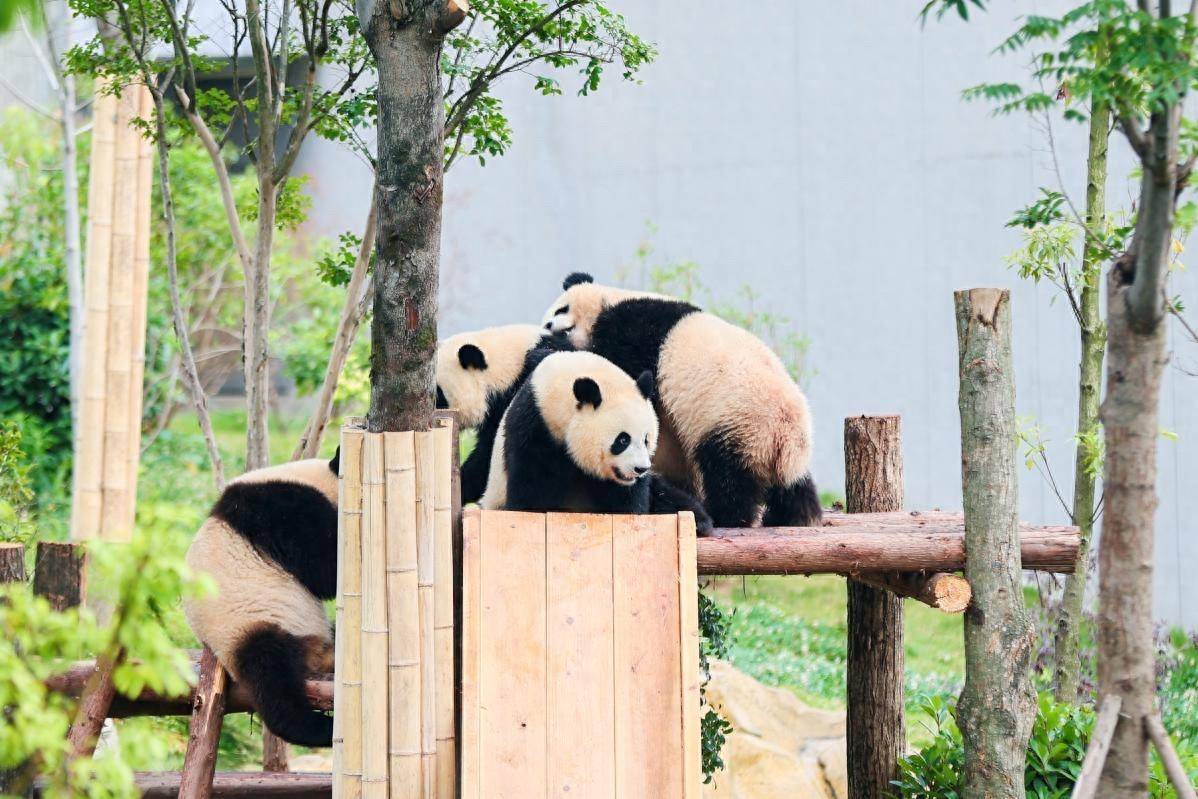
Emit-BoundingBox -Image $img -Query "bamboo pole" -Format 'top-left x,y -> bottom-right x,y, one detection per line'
433,419 -> 455,798
99,86 -> 142,542
361,434 -> 389,799
415,431 -> 437,796
123,84 -> 153,537
334,424 -> 365,799
71,85 -> 118,541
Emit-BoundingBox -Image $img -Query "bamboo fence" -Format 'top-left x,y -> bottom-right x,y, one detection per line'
335,420 -> 457,798
70,80 -> 153,542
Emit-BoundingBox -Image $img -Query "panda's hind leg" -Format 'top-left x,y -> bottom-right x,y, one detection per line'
762,473 -> 823,528
694,433 -> 763,528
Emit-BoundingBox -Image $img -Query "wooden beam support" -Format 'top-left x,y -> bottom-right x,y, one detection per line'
844,414 -> 904,799
179,647 -> 229,799
1145,714 -> 1198,799
136,771 -> 332,798
696,522 -> 1078,575
1072,695 -> 1122,799
850,571 -> 971,614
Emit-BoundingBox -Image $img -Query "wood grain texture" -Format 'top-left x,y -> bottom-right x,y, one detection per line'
613,514 -> 683,798
178,648 -> 228,799
459,509 -> 482,799
32,542 -> 86,611
0,543 -> 25,584
678,512 -> 702,799
844,414 -> 905,799
478,511 -> 547,799
546,513 -> 615,798
360,434 -> 388,799
137,771 -> 332,798
433,420 -> 456,798
414,431 -> 437,796
334,426 -> 364,799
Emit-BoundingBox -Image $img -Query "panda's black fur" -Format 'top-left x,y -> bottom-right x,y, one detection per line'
454,335 -> 575,503
495,357 -> 713,532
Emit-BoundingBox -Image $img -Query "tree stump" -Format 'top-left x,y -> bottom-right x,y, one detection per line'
32,542 -> 86,611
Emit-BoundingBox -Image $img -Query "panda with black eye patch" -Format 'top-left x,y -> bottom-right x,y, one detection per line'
434,324 -> 574,504
540,272 -> 821,530
183,454 -> 341,747
479,349 -> 712,532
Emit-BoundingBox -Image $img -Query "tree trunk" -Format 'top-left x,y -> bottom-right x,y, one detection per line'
362,0 -> 465,433
1095,267 -> 1168,797
32,541 -> 86,611
1053,98 -> 1109,703
844,414 -> 904,799
0,542 -> 24,584
954,288 -> 1036,799
244,182 -> 275,470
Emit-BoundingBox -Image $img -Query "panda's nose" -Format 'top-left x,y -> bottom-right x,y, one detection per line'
633,465 -> 649,476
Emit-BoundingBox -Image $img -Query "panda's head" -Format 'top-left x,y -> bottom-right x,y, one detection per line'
435,324 -> 545,428
532,351 -> 658,486
541,272 -> 618,349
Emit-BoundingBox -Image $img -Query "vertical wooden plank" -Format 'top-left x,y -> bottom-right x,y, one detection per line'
361,434 -> 389,799
677,512 -> 702,798
433,420 -> 455,798
613,514 -> 684,796
546,513 -> 615,798
335,426 -> 365,799
414,431 -> 437,796
478,511 -> 547,799
459,509 -> 482,799
385,432 -> 421,798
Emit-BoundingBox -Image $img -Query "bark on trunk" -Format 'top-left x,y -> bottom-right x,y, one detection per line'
32,541 -> 86,611
179,648 -> 229,799
244,181 -> 275,470
0,542 -> 25,584
844,414 -> 904,799
362,0 -> 464,433
954,288 -> 1036,799
1096,267 -> 1167,797
1053,98 -> 1109,703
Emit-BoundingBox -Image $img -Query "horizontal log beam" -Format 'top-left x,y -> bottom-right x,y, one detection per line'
699,511 -> 1078,575
135,772 -> 331,798
45,656 -> 332,718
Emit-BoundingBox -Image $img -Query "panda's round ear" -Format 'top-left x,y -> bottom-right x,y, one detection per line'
635,370 -> 655,401
563,272 -> 594,290
573,377 -> 602,409
458,343 -> 487,370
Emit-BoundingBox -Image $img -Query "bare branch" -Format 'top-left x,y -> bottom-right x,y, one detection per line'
1119,112 -> 1150,161
0,74 -> 56,119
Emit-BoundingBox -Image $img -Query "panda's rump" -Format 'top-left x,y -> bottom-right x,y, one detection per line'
657,313 -> 812,485
184,519 -> 331,681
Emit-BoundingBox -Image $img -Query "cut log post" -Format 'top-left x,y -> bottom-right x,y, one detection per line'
263,733 -> 290,772
33,541 -> 87,611
844,414 -> 904,799
0,542 -> 25,584
178,647 -> 228,799
955,288 -> 1035,798
695,519 -> 1079,576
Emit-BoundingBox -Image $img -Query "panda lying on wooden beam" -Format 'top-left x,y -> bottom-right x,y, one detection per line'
478,349 -> 712,532
541,272 -> 821,529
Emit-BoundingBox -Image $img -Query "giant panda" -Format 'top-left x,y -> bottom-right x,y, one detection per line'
540,272 -> 820,529
434,324 -> 573,503
480,349 -> 713,532
183,454 -> 340,747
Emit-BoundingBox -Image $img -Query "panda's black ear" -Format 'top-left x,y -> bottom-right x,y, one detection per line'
329,446 -> 341,476
573,377 -> 602,409
458,344 -> 487,371
635,370 -> 655,401
563,272 -> 594,290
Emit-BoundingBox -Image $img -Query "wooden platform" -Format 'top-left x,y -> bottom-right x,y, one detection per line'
460,510 -> 702,798
134,772 -> 331,798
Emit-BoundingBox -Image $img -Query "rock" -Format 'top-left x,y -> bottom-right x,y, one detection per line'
701,660 -> 847,799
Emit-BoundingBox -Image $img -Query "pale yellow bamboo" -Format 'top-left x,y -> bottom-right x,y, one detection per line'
99,86 -> 142,542
70,84 -> 118,541
335,425 -> 365,799
384,432 -> 421,798
123,84 -> 154,532
361,433 -> 389,799
432,419 -> 455,798
414,431 -> 437,796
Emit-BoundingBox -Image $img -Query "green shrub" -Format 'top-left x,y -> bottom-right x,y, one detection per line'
893,692 -> 1198,798
1161,633 -> 1198,748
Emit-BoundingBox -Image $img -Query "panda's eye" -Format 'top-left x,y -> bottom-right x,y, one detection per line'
555,305 -> 569,316
644,434 -> 649,446
611,432 -> 631,455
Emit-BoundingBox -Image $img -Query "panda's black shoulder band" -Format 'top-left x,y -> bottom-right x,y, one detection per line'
563,272 -> 594,290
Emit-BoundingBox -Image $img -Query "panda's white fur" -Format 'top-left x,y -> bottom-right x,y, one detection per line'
540,273 -> 819,528
434,324 -> 545,428
183,456 -> 339,746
